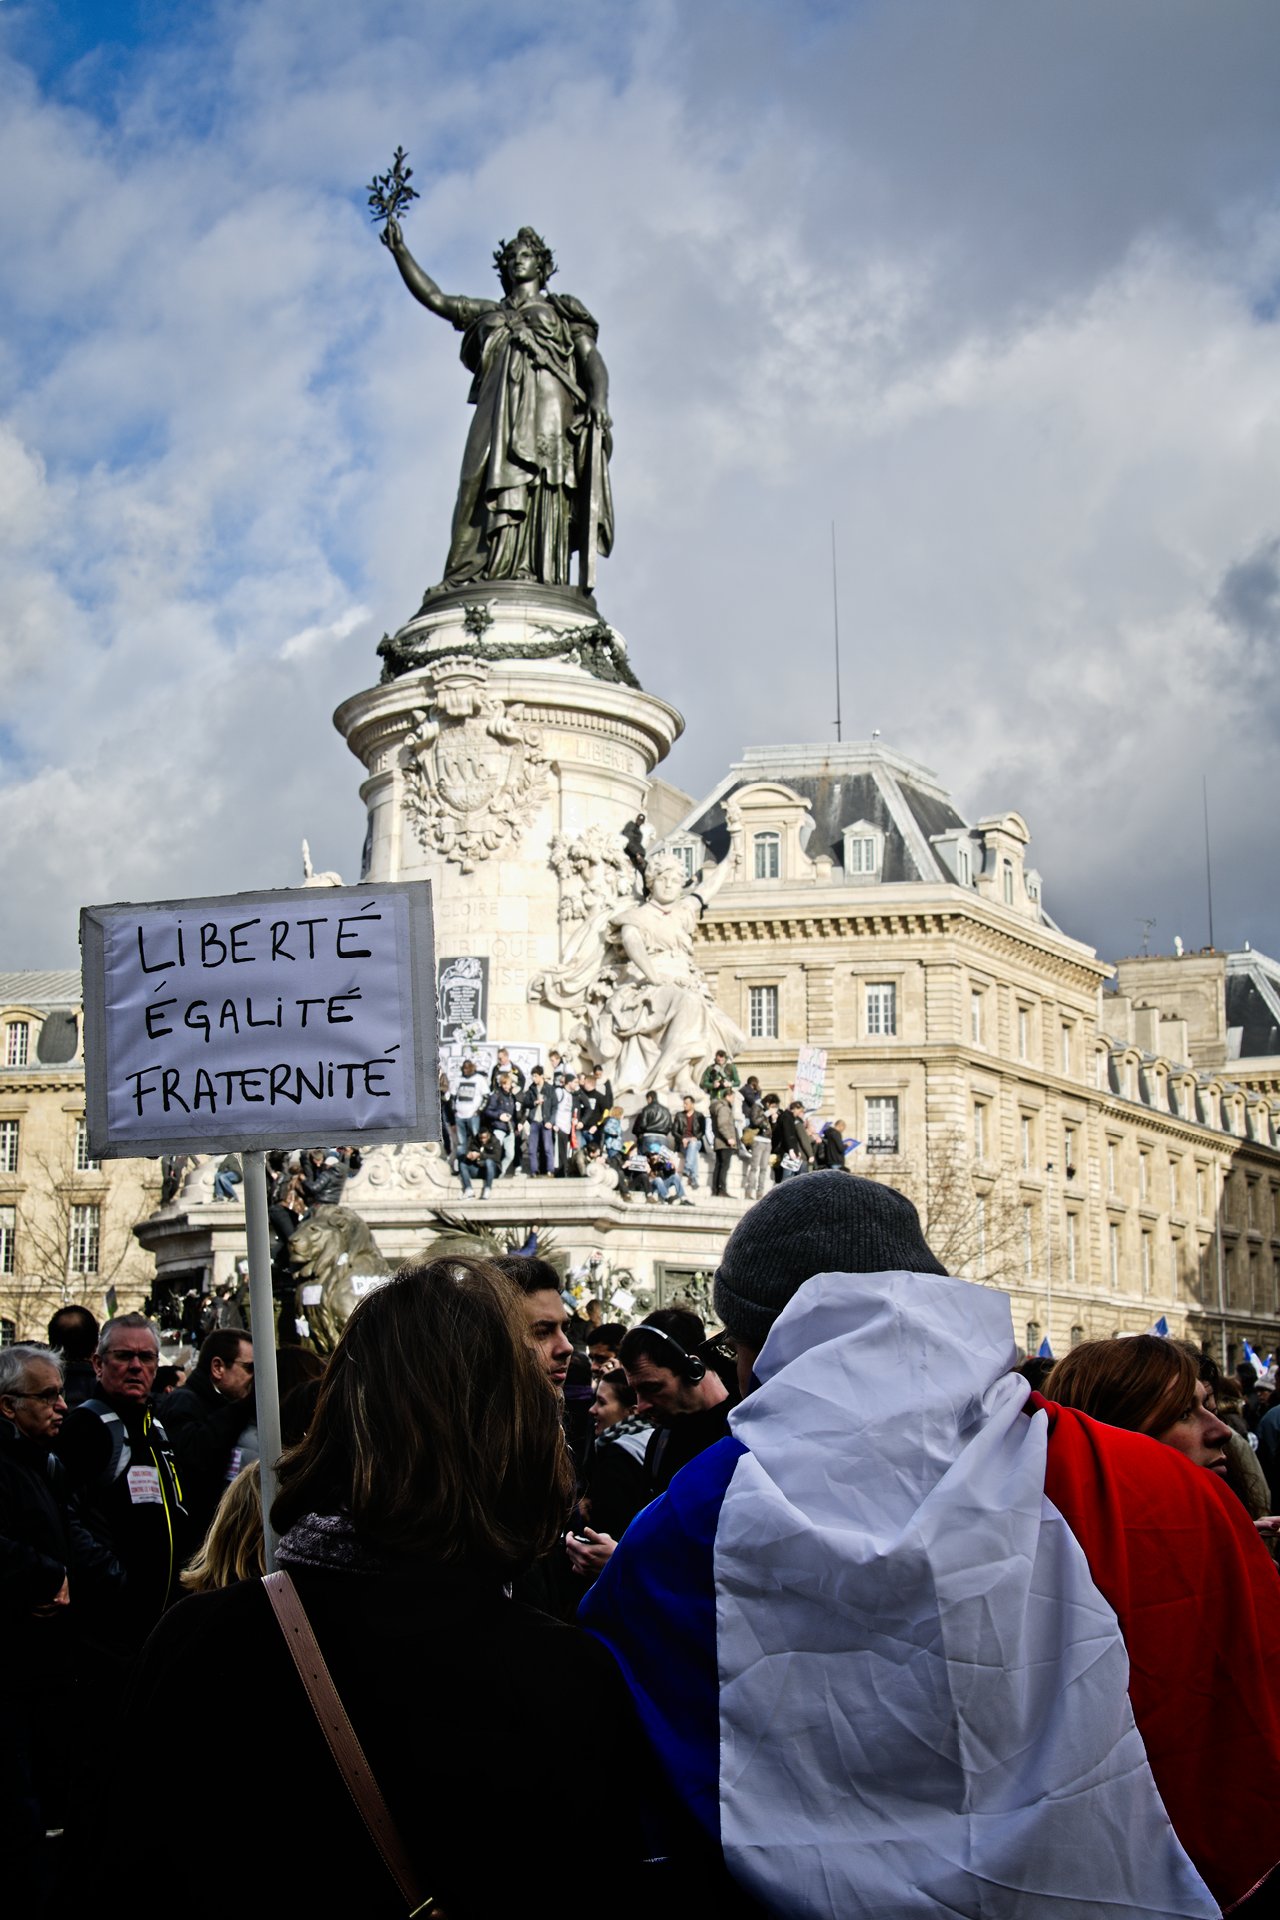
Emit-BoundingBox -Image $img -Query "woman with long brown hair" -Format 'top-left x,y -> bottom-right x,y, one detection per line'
124,1258 -> 686,1918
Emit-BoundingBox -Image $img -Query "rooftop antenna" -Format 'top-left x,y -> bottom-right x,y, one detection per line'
1138,917 -> 1156,956
1202,774 -> 1215,949
830,521 -> 843,744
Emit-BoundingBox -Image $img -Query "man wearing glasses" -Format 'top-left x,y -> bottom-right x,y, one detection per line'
55,1313 -> 188,1669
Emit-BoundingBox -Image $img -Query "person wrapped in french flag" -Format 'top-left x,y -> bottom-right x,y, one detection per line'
582,1172 -> 1280,1918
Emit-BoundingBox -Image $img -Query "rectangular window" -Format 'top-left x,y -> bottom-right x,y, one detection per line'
957,844 -> 971,885
1138,1152 -> 1149,1202
1168,1158 -> 1180,1210
1141,1232 -> 1152,1294
1020,1114 -> 1033,1172
753,832 -> 780,880
1170,1237 -> 1181,1292
1196,1165 -> 1207,1215
970,991 -> 984,1046
0,1119 -> 18,1174
1063,1125 -> 1076,1175
1109,1221 -> 1120,1290
1066,1211 -> 1079,1284
1017,1006 -> 1030,1062
673,843 -> 696,880
846,835 -> 877,874
0,1205 -> 14,1275
973,1102 -> 987,1159
69,1204 -> 100,1275
1061,1025 -> 1072,1076
1002,862 -> 1015,905
5,1022 -> 29,1068
865,1096 -> 899,1153
974,1195 -> 987,1274
1023,1205 -> 1034,1276
748,985 -> 779,1040
1247,1182 -> 1257,1229
865,982 -> 897,1037
1107,1140 -> 1118,1191
74,1119 -> 100,1173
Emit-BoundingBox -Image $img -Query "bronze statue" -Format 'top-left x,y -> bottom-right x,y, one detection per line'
375,164 -> 613,596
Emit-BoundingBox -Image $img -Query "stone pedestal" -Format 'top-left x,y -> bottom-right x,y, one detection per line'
335,594 -> 682,1050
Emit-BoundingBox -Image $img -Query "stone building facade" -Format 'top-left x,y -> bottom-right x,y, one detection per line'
660,741 -> 1280,1365
0,972 -> 161,1341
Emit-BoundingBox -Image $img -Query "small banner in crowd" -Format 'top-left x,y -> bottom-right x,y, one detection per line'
793,1045 -> 828,1113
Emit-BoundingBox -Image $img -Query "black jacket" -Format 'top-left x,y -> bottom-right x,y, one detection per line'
0,1422 -> 123,1671
637,1099 -> 673,1139
119,1556 -> 746,1920
520,1079 -> 557,1126
55,1396 -> 189,1660
161,1371 -> 256,1545
772,1108 -> 814,1164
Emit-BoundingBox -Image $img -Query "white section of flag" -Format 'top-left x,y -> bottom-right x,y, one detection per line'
715,1270 -> 1217,1919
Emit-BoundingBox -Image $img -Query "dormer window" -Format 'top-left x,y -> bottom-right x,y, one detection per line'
957,843 -> 971,884
753,831 -> 781,880
842,820 -> 883,882
671,840 -> 700,882
1002,860 -> 1014,906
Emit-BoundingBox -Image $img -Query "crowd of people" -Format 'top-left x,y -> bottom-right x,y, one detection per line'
441,1046 -> 853,1202
4,1172 -> 1280,1916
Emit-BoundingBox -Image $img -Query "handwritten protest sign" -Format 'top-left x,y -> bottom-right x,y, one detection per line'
793,1045 -> 827,1113
81,883 -> 437,1158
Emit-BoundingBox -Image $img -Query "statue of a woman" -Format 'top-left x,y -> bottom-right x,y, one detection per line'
382,219 -> 613,593
532,851 -> 746,1101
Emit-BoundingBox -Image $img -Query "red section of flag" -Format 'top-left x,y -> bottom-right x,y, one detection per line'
1035,1394 -> 1280,1912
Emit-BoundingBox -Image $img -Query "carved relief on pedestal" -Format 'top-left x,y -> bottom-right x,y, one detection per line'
401,656 -> 550,873
356,1141 -> 457,1196
548,825 -> 638,924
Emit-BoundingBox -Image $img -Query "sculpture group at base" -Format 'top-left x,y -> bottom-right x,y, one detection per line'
532,850 -> 746,1104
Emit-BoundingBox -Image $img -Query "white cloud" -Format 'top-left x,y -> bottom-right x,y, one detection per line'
2,0 -> 1280,969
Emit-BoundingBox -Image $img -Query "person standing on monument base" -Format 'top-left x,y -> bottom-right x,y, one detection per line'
382,218 -> 613,591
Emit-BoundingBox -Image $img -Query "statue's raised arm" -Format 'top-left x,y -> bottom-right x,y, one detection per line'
381,215 -> 490,328
370,152 -> 614,596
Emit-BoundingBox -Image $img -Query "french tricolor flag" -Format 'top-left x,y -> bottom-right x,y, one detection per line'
583,1270 -> 1280,1917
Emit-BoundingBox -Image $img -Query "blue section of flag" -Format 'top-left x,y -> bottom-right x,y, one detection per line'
581,1436 -> 745,1842
1038,1337 -> 1054,1359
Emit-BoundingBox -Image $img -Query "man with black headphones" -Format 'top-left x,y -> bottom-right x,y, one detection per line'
565,1310 -> 734,1584
617,1313 -> 732,1496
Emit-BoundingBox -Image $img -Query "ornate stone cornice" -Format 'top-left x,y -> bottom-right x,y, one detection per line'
697,902 -> 1105,990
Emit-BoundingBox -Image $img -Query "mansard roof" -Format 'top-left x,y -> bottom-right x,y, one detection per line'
1226,949 -> 1280,1061
665,740 -> 1057,924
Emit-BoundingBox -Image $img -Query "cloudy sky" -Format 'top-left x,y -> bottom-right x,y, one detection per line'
3,0 -> 1279,974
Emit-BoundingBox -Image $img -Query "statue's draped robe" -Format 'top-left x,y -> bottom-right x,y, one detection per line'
445,291 -> 614,588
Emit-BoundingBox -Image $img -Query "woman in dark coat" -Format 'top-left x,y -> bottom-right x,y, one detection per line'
123,1258 -> 720,1919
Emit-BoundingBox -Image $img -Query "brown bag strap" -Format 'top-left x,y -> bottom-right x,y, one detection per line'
261,1569 -> 435,1916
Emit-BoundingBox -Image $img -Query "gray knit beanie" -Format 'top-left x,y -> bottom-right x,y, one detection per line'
714,1171 -> 947,1350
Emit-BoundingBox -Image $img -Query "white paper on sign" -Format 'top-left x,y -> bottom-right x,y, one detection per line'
612,1285 -> 636,1314
299,1283 -> 323,1306
350,1274 -> 391,1297
126,1465 -> 163,1505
